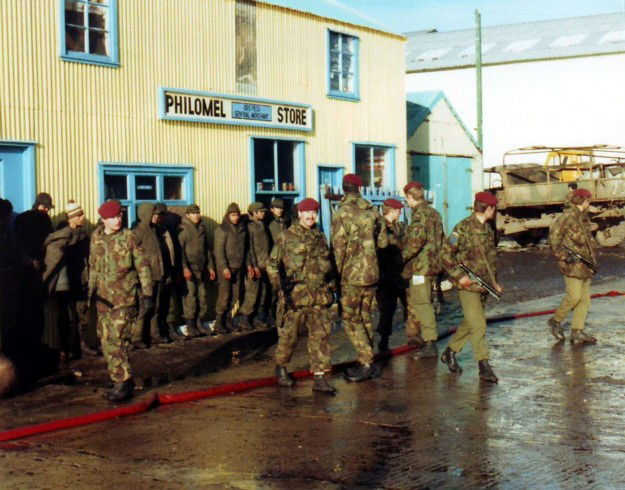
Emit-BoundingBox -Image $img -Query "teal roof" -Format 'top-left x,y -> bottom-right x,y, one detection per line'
258,0 -> 399,35
406,91 -> 479,149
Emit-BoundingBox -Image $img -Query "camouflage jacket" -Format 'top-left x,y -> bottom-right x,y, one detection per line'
213,217 -> 252,272
248,217 -> 271,269
178,216 -> 215,277
548,205 -> 597,280
442,214 -> 497,293
331,193 -> 389,286
377,219 -> 405,285
268,217 -> 288,248
402,202 -> 444,279
88,227 -> 152,309
266,222 -> 334,307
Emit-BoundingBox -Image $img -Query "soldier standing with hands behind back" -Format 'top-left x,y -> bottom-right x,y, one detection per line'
548,188 -> 598,344
89,200 -> 152,402
440,192 -> 502,383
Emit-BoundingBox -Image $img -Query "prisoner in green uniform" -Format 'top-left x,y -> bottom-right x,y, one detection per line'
401,181 -> 445,358
440,192 -> 502,383
548,188 -> 597,344
266,198 -> 336,395
89,200 -> 152,401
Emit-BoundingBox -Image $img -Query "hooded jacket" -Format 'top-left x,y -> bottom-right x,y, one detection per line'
133,203 -> 166,281
213,212 -> 252,272
178,215 -> 214,277
43,225 -> 89,297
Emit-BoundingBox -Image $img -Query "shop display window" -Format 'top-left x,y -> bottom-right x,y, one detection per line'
252,138 -> 304,209
60,0 -> 119,67
100,164 -> 193,226
354,144 -> 395,192
328,31 -> 359,101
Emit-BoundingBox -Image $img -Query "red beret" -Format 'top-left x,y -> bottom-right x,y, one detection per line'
98,200 -> 122,219
297,198 -> 320,212
403,181 -> 423,193
573,188 -> 592,199
383,198 -> 404,209
343,173 -> 363,187
475,191 -> 498,206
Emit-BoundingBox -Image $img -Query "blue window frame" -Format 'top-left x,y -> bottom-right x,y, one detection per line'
99,164 -> 194,226
59,0 -> 119,67
352,143 -> 396,195
327,30 -> 360,101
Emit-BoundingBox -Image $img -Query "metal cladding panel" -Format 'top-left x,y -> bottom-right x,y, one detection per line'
0,0 -> 406,222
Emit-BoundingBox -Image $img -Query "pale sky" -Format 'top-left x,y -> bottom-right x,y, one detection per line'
338,0 -> 625,33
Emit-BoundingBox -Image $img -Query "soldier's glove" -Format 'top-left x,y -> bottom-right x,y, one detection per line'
564,254 -> 579,265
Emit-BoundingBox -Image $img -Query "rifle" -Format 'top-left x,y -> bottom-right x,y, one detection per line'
563,245 -> 598,273
459,264 -> 501,300
277,260 -> 296,312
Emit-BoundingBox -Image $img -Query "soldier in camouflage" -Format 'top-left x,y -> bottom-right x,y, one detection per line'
267,198 -> 336,395
548,188 -> 598,344
331,173 -> 388,382
401,181 -> 445,358
440,192 -> 502,383
89,200 -> 152,401
376,198 -> 406,352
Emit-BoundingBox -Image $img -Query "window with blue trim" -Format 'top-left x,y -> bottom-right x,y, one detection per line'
60,0 -> 119,67
354,144 -> 395,191
101,165 -> 193,226
328,31 -> 359,100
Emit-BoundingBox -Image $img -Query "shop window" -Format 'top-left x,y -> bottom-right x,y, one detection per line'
60,0 -> 119,67
252,138 -> 304,211
100,164 -> 193,226
328,31 -> 360,101
353,144 -> 395,191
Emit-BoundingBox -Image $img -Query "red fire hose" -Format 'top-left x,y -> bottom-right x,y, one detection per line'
1,290 -> 623,443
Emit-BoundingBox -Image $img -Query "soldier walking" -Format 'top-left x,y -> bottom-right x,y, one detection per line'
178,204 -> 216,338
376,198 -> 407,352
402,181 -> 445,358
547,188 -> 597,344
331,174 -> 388,382
240,202 -> 272,328
89,200 -> 152,402
267,198 -> 336,395
440,192 -> 502,383
213,203 -> 254,333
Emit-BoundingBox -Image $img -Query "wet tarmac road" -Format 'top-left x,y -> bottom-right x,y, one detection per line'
4,279 -> 625,488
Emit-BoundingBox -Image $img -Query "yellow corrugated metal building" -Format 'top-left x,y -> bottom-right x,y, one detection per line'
0,0 -> 406,234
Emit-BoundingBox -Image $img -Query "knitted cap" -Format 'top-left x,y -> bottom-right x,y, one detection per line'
226,202 -> 241,215
65,200 -> 83,219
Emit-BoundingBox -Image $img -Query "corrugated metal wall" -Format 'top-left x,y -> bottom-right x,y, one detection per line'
0,0 -> 406,221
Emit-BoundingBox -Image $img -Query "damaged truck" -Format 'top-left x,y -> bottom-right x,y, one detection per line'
485,145 -> 625,246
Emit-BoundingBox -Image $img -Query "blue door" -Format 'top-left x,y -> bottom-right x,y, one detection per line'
317,166 -> 344,239
0,144 -> 35,213
411,154 -> 472,234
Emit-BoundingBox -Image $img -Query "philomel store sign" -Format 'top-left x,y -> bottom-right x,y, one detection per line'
158,88 -> 313,132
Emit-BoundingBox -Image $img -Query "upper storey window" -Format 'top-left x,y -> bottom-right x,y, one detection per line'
60,0 -> 119,67
328,31 -> 360,101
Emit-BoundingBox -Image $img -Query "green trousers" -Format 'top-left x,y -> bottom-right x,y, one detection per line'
448,290 -> 489,361
341,285 -> 375,365
553,276 -> 591,330
98,306 -> 137,383
405,277 -> 437,342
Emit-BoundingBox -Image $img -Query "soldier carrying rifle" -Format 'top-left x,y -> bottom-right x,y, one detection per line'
439,191 -> 503,383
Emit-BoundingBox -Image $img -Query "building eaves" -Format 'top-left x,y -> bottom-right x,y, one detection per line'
405,12 -> 625,72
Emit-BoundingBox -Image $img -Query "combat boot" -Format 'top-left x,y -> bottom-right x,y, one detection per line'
80,341 -> 100,357
413,341 -> 438,359
197,319 -> 217,336
440,347 -> 463,373
312,374 -> 336,395
478,360 -> 498,383
406,334 -> 425,348
213,313 -> 230,335
570,329 -> 597,345
169,324 -> 188,341
151,322 -> 173,345
276,365 -> 295,387
238,315 -> 254,332
185,319 -> 204,338
548,317 -> 565,341
344,363 -> 381,382
103,378 -> 135,402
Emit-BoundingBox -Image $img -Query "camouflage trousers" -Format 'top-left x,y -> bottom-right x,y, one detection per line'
275,305 -> 332,373
183,276 -> 208,322
98,306 -> 137,383
553,276 -> 591,331
406,276 -> 438,343
376,280 -> 407,340
447,290 -> 489,361
341,285 -> 376,365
